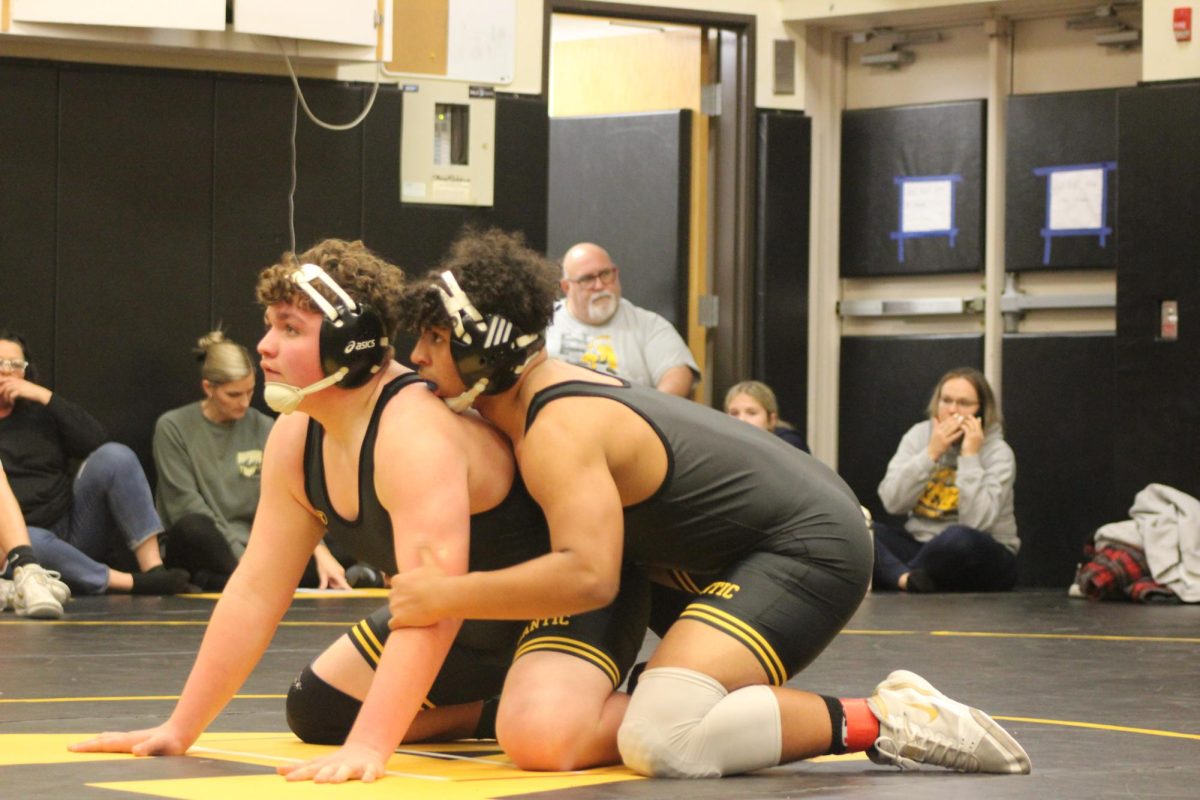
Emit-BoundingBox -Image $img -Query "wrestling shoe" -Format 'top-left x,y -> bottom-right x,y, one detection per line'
13,563 -> 65,619
867,670 -> 1030,774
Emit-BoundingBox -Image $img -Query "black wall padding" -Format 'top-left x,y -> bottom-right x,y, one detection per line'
1006,89 -> 1117,272
212,76 -> 306,366
1002,333 -> 1122,587
0,61 -> 58,387
838,335 -> 983,524
0,57 -> 549,475
754,110 -> 810,432
56,66 -> 216,471
547,111 -> 692,329
1114,82 -> 1200,502
841,101 -> 985,278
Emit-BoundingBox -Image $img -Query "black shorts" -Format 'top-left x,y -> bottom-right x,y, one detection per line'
348,563 -> 651,706
649,521 -> 873,686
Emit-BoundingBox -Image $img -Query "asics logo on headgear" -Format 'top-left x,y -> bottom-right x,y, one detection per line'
343,338 -> 377,354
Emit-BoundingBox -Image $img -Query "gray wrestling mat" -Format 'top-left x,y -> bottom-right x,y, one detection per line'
2,589 -> 1197,799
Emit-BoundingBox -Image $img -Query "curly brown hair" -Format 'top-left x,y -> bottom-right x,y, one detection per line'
398,227 -> 558,338
255,239 -> 405,338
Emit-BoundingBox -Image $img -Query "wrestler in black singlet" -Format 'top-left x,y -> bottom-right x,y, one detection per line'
300,374 -> 647,710
526,379 -> 872,686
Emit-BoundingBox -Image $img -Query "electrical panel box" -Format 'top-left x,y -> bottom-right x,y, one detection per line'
400,82 -> 495,207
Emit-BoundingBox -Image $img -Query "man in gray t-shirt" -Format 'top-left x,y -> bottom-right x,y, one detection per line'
546,243 -> 698,397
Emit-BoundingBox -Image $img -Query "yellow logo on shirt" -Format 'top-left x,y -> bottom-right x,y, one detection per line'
580,336 -> 619,375
913,466 -> 959,519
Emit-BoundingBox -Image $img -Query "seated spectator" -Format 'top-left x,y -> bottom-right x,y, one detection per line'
1,458 -> 70,618
153,330 -> 353,590
873,367 -> 1018,593
724,380 -> 809,452
546,242 -> 698,396
0,329 -> 190,595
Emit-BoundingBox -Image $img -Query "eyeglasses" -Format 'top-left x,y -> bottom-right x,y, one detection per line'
0,358 -> 29,373
938,396 -> 979,409
566,267 -> 617,287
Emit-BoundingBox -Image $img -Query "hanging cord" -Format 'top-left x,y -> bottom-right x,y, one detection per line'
277,39 -> 383,131
277,38 -> 384,252
288,91 -> 298,254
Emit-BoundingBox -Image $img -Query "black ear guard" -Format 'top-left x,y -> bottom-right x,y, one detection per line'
292,263 -> 389,389
437,271 -> 543,397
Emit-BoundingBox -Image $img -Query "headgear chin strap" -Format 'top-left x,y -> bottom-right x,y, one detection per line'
264,263 -> 389,415
436,271 -> 542,412
264,369 -> 348,414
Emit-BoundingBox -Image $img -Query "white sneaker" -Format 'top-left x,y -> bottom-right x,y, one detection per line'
13,564 -> 65,619
867,670 -> 1031,774
41,568 -> 71,604
0,577 -> 14,611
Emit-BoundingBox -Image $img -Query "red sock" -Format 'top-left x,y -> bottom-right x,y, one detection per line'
839,698 -> 880,752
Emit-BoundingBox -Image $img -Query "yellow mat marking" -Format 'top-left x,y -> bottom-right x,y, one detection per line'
4,734 -> 642,799
6,616 -> 1197,645
995,716 -> 1200,741
928,630 -> 1200,645
0,620 -> 361,628
1,694 -> 284,705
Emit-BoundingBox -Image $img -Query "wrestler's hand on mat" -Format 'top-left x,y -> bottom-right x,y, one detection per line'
68,725 -> 191,756
387,543 -> 448,629
277,742 -> 387,783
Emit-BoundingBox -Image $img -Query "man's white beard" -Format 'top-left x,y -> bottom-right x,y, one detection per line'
584,291 -> 618,324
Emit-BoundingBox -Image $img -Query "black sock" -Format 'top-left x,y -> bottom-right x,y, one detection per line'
821,695 -> 848,754
131,565 -> 191,595
906,568 -> 937,593
6,545 -> 39,573
473,696 -> 500,739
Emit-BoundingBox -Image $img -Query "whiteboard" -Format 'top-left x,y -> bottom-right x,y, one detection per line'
233,0 -> 379,47
445,0 -> 515,85
12,0 -> 226,30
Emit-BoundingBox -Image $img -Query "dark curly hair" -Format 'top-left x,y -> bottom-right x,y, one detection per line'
255,239 -> 406,339
398,227 -> 559,338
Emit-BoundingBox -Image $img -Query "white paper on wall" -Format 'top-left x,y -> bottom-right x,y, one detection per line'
1047,167 -> 1105,231
901,179 -> 953,233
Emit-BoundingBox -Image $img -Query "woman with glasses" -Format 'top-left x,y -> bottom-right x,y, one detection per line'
0,329 -> 190,596
873,367 -> 1019,593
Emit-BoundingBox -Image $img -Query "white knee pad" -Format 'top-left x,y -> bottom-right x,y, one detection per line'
617,667 -> 782,778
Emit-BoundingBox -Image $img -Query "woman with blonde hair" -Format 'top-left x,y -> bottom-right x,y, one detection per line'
154,330 -> 350,590
724,380 -> 808,452
874,367 -> 1018,593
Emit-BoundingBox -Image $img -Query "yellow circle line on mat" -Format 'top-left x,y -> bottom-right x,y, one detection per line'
995,716 -> 1200,740
0,694 -> 285,704
836,629 -> 1200,644
0,620 -> 350,626
927,630 -> 1200,644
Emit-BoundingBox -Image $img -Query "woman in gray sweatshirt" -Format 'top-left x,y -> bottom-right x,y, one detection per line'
874,367 -> 1018,592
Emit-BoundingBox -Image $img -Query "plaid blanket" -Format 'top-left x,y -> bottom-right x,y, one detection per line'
1074,542 -> 1180,604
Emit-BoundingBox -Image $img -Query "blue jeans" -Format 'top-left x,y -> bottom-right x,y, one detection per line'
26,442 -> 164,594
872,521 -> 1018,592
